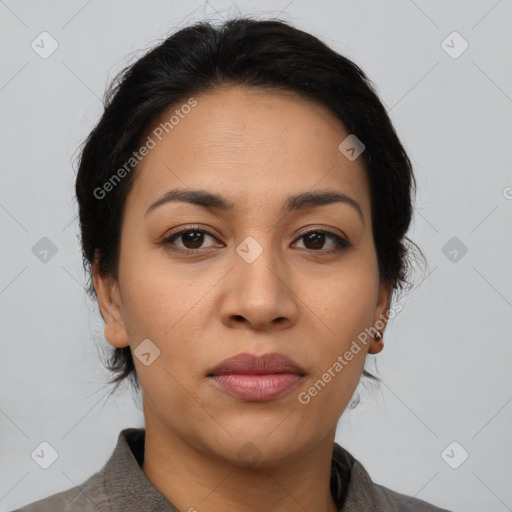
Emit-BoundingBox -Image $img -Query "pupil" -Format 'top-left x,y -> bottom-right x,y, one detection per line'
306,232 -> 324,249
184,231 -> 203,249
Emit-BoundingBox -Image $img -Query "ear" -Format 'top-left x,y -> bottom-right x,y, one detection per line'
92,256 -> 130,349
367,279 -> 394,355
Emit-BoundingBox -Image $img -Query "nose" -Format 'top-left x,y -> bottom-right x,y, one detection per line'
220,243 -> 299,331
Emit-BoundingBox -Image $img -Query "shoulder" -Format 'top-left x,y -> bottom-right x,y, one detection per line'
332,443 -> 453,512
10,427 -> 147,512
371,482 -> 453,511
10,465 -> 110,512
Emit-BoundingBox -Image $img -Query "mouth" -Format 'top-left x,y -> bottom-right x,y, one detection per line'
207,352 -> 306,402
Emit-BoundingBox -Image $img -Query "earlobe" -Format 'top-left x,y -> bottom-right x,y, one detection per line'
367,280 -> 394,355
103,322 -> 130,348
367,330 -> 384,354
92,258 -> 130,349
374,279 -> 393,332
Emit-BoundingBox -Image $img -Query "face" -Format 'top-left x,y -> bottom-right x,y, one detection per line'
93,85 -> 392,467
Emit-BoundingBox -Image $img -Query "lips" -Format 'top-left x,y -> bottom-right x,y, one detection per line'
207,352 -> 306,401
208,352 -> 306,376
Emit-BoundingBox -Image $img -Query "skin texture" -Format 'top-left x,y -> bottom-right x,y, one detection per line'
93,85 -> 393,512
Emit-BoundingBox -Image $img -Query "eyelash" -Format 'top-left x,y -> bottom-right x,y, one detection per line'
159,225 -> 350,255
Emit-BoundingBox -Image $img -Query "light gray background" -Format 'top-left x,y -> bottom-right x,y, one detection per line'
1,1 -> 511,511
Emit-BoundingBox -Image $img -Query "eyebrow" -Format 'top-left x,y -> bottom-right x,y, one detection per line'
145,188 -> 363,223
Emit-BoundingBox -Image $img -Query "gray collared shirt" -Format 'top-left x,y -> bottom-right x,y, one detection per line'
12,428 -> 452,511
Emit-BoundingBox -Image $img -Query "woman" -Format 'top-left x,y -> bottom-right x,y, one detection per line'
14,17 -> 452,512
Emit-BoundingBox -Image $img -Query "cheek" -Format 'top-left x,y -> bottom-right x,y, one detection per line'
300,282 -> 377,420
117,251 -> 214,391
318,262 -> 380,340
305,258 -> 380,392
117,239 -> 202,338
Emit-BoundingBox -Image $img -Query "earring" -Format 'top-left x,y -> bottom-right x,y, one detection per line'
374,331 -> 383,341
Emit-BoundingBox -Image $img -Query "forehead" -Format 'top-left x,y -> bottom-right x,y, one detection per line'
127,85 -> 370,215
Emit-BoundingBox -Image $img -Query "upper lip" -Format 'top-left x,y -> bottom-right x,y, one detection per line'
208,352 -> 306,376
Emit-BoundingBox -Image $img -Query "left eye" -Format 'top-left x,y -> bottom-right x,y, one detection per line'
293,230 -> 349,252
161,227 -> 349,253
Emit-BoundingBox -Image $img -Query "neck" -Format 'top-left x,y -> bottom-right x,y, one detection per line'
141,418 -> 339,512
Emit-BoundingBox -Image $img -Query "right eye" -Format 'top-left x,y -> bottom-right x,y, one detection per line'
160,226 -> 223,253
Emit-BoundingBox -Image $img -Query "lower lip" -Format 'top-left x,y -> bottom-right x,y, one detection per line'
210,373 -> 303,401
